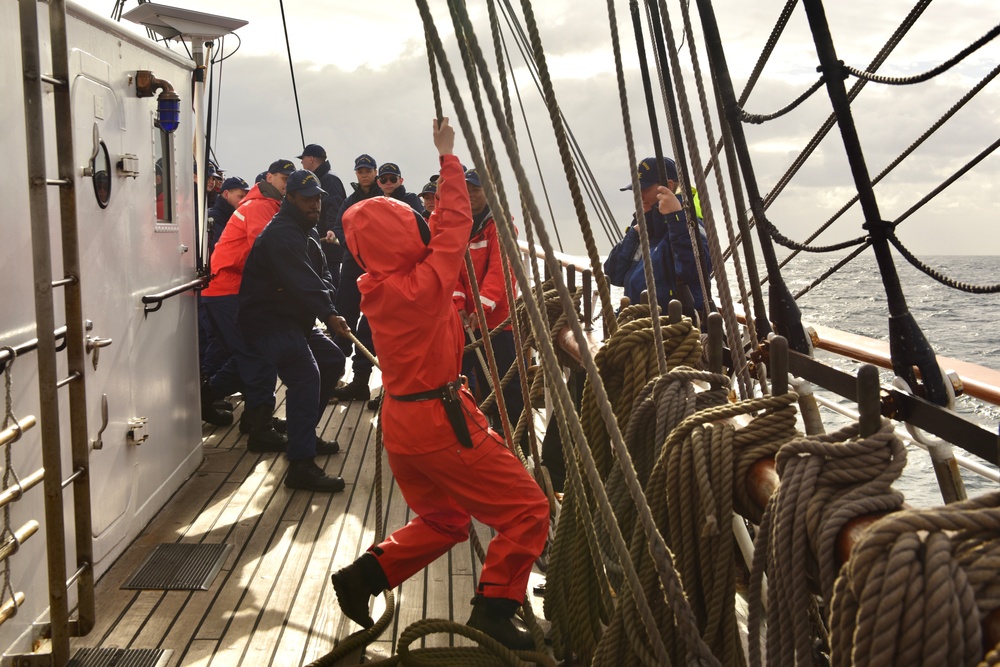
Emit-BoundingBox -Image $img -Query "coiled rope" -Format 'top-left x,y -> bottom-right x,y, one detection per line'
830,490 -> 1000,667
748,419 -> 907,667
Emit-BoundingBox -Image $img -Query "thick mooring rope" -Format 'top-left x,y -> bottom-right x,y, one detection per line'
830,490 -> 1000,667
748,419 -> 907,667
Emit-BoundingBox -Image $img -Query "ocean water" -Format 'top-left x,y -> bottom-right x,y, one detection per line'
756,253 -> 1000,506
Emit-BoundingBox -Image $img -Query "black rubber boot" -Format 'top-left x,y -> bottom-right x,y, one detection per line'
315,436 -> 340,456
283,459 -> 345,492
201,382 -> 234,426
330,552 -> 388,629
243,405 -> 287,453
332,379 -> 370,401
466,595 -> 534,651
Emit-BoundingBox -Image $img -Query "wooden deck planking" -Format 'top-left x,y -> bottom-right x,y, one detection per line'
71,381 -> 543,667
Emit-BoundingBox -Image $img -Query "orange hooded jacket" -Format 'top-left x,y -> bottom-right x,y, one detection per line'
203,182 -> 281,297
343,155 -> 494,455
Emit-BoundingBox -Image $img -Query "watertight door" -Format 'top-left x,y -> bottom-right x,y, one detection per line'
71,54 -> 136,557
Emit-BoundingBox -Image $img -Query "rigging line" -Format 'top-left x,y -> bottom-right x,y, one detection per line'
739,77 -> 826,125
794,242 -> 870,300
802,0 -> 967,407
212,36 -> 224,152
762,0 -> 933,209
776,61 -> 1000,275
498,0 -> 621,247
797,134 -> 1000,299
704,0 -> 798,176
493,3 -> 563,252
845,22 -> 1000,86
278,0 -> 305,148
503,0 -> 620,333
418,3 -> 711,660
644,0 -> 713,323
629,0 -> 679,321
497,0 -> 619,247
722,0 -> 934,262
673,0 -> 761,396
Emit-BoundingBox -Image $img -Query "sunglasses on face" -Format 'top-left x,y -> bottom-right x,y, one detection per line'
378,174 -> 398,184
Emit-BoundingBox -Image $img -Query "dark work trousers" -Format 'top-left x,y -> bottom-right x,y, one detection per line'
249,328 -> 346,462
199,296 -> 229,379
204,294 -> 277,411
322,242 -> 344,292
334,258 -> 363,356
335,257 -> 375,383
462,328 -> 523,440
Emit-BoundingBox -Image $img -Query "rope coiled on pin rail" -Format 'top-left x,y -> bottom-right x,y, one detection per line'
747,419 -> 907,667
582,372 -> 798,666
829,489 -> 1000,667
581,309 -> 703,481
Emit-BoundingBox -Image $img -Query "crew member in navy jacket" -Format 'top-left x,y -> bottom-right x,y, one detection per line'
603,156 -> 712,317
298,143 -> 347,286
239,170 -> 351,493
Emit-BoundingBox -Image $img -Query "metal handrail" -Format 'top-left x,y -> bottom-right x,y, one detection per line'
0,327 -> 68,373
140,276 -> 207,316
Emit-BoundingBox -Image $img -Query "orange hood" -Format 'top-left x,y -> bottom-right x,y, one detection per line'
343,196 -> 429,279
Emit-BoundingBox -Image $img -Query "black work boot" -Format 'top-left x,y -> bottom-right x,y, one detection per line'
201,382 -> 234,427
284,459 -> 345,492
332,378 -> 370,401
330,552 -> 389,629
243,405 -> 287,453
239,407 -> 286,435
315,436 -> 340,456
466,595 -> 534,651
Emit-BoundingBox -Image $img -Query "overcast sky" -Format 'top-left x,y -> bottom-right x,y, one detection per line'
81,0 -> 999,259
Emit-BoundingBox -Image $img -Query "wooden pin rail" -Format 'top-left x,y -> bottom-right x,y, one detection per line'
0,592 -> 25,628
0,521 -> 38,563
0,417 -> 36,448
0,469 -> 44,510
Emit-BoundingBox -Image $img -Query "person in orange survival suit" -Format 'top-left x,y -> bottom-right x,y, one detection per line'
330,118 -> 548,651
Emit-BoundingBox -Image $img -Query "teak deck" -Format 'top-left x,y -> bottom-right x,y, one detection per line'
71,383 -> 544,666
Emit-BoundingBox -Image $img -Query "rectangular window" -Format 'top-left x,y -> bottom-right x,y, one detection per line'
154,126 -> 173,223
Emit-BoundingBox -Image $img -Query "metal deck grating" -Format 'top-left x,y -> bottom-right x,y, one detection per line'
69,647 -> 170,666
121,543 -> 232,591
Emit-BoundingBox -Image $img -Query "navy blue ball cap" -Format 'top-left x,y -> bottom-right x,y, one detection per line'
286,170 -> 326,197
620,156 -> 678,191
297,144 -> 326,160
419,180 -> 438,196
220,176 -> 250,192
354,154 -> 377,170
378,162 -> 401,177
465,168 -> 482,188
268,159 -> 296,176
255,171 -> 267,184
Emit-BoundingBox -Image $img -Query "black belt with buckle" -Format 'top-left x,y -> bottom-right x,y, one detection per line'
391,378 -> 474,448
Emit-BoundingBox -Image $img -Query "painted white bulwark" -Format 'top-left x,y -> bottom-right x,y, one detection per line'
1,1 -> 203,655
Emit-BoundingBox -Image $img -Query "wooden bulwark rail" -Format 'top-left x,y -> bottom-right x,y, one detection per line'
517,240 -> 594,330
0,416 -> 36,448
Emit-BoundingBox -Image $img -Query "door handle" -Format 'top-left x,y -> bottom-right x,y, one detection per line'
91,394 -> 109,450
85,335 -> 113,371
